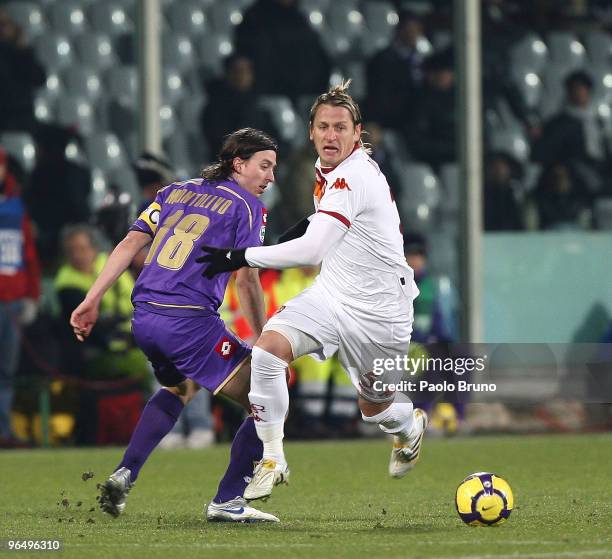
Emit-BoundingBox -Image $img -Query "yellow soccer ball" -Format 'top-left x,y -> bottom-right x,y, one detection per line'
455,472 -> 514,526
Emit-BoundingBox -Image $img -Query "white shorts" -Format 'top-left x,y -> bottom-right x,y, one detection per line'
263,282 -> 413,403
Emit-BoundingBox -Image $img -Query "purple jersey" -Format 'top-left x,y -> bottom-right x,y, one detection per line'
130,178 -> 266,313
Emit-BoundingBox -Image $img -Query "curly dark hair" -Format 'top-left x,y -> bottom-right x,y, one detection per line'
201,128 -> 278,183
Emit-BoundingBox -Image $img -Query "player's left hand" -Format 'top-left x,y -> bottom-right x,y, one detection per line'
196,246 -> 248,279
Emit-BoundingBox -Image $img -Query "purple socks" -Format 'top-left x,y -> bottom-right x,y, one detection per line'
213,416 -> 263,503
115,389 -> 262,504
116,389 -> 184,481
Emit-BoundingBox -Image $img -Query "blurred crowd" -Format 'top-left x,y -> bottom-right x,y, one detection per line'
2,0 -> 612,447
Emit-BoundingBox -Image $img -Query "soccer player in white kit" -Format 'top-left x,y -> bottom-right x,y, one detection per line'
198,82 -> 428,504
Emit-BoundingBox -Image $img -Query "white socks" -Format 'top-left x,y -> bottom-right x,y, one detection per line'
362,401 -> 415,443
249,346 -> 289,464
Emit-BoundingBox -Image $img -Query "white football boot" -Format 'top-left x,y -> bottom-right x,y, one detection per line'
243,459 -> 290,501
206,497 -> 279,523
389,408 -> 428,478
99,467 -> 134,517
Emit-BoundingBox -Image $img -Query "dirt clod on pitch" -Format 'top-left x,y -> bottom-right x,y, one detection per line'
82,471 -> 95,482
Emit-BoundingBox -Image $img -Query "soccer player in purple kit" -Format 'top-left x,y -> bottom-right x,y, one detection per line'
70,128 -> 282,523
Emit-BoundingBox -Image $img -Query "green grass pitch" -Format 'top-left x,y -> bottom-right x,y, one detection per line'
1,434 -> 611,558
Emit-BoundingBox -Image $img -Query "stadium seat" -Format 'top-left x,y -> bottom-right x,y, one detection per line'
108,100 -> 136,139
509,33 -> 548,73
62,66 -> 103,102
589,65 -> 612,104
164,131 -> 193,174
0,132 -> 37,172
65,137 -> 88,166
3,2 -> 46,39
321,27 -> 354,61
74,34 -> 117,71
43,71 -> 63,99
162,34 -> 195,73
360,29 -> 392,57
489,129 -> 530,164
162,67 -> 186,106
439,163 -> 460,213
48,2 -> 87,36
197,33 -> 233,76
511,66 -> 543,110
539,63 -> 573,119
177,94 -> 207,136
159,104 -> 177,139
326,0 -> 363,48
33,92 -> 55,123
165,1 -> 209,37
396,164 -> 441,233
208,1 -> 244,35
258,96 -> 304,146
594,197 -> 612,229
584,30 -> 612,67
85,133 -> 128,172
397,163 -> 441,210
427,231 -> 458,279
546,32 -> 586,70
106,65 -> 138,106
90,167 -> 110,211
34,34 -> 74,71
523,162 -> 542,193
298,0 -> 329,31
56,96 -> 95,136
299,0 -> 332,13
88,3 -> 133,36
107,165 -> 140,201
362,1 -> 398,38
341,61 -> 366,99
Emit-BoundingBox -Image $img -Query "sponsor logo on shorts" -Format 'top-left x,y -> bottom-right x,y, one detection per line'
215,337 -> 236,359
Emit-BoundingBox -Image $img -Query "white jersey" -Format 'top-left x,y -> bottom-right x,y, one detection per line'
312,147 -> 419,313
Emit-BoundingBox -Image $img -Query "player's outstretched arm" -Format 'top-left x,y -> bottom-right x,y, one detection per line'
197,213 -> 346,278
277,215 -> 312,243
235,267 -> 266,338
70,230 -> 151,341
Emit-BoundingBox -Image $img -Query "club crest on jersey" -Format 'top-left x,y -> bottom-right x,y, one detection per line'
331,177 -> 351,191
215,337 -> 236,360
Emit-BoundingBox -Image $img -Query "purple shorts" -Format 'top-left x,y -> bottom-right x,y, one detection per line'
132,305 -> 251,394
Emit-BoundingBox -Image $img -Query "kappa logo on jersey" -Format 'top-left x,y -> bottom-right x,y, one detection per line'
214,337 -> 236,359
331,177 -> 351,191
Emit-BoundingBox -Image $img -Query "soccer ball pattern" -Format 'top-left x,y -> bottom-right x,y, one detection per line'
455,472 -> 514,526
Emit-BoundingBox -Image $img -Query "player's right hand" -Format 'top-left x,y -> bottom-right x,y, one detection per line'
70,299 -> 99,342
196,246 -> 248,279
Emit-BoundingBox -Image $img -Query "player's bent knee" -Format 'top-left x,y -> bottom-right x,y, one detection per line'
254,330 -> 294,362
251,346 -> 289,381
163,379 -> 199,404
